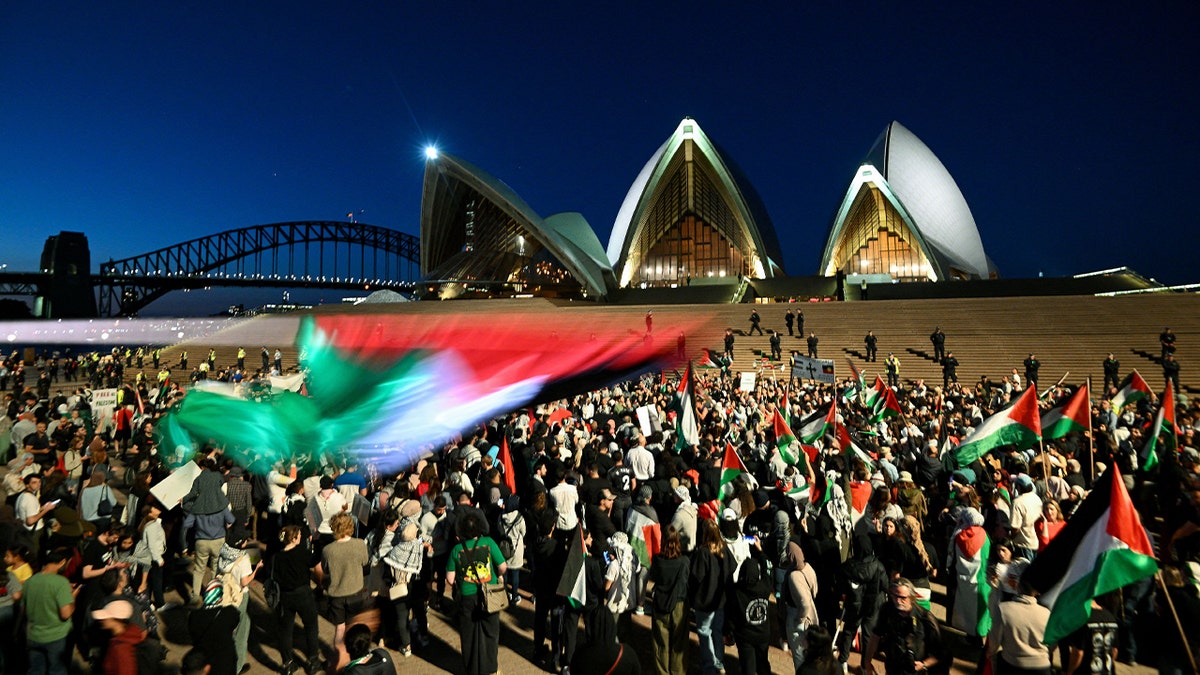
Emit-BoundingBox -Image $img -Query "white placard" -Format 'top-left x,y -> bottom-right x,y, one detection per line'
88,388 -> 119,428
791,357 -> 836,384
739,372 -> 757,392
636,405 -> 661,436
149,460 -> 202,508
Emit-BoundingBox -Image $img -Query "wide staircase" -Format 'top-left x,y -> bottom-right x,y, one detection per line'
127,294 -> 1199,396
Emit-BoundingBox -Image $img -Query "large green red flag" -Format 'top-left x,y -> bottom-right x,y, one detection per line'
800,401 -> 836,444
720,442 -> 749,488
1041,383 -> 1090,440
869,384 -> 902,424
1024,466 -> 1157,645
955,387 -> 1042,466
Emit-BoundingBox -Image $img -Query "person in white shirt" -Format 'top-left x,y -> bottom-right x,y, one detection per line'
549,471 -> 580,531
1008,474 -> 1042,560
16,474 -> 55,536
627,435 -> 655,482
313,476 -> 348,539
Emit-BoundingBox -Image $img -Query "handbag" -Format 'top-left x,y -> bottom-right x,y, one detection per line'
263,557 -> 281,610
389,578 -> 410,601
479,578 -> 509,614
96,486 -> 114,517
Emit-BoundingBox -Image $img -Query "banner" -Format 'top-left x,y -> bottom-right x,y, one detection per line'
270,373 -> 305,392
89,388 -> 119,431
792,357 -> 835,384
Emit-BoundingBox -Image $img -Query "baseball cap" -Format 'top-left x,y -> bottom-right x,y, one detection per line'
92,598 -> 135,622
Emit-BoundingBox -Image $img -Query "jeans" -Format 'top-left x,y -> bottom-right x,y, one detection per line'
695,607 -> 726,673
235,592 -> 251,671
28,637 -> 69,675
148,560 -> 166,607
505,567 -> 521,599
278,587 -> 320,665
786,606 -> 810,672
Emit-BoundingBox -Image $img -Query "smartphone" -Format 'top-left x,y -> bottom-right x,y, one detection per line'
247,548 -> 263,566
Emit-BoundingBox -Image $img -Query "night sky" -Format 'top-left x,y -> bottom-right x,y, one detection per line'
1,3 -> 1196,314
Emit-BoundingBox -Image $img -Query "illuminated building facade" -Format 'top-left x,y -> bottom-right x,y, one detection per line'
820,121 -> 997,281
606,118 -> 784,288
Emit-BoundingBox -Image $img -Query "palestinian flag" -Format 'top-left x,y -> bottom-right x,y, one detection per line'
836,421 -> 876,470
720,442 -> 749,488
547,406 -> 573,427
626,508 -> 661,568
869,385 -> 902,424
1110,370 -> 1152,411
955,387 -> 1042,467
950,526 -> 992,637
800,402 -> 837,444
810,470 -> 834,509
497,436 -> 517,494
556,525 -> 588,609
845,359 -> 868,405
674,363 -> 700,452
782,473 -> 811,501
772,407 -> 802,466
863,375 -> 886,410
1141,385 -> 1179,472
1024,465 -> 1158,645
1041,384 -> 1090,440
700,348 -> 725,369
846,480 -> 872,525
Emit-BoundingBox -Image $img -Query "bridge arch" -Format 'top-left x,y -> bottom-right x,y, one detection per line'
97,221 -> 420,316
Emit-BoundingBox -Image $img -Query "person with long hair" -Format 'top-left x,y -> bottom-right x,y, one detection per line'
273,525 -> 321,675
690,518 -> 733,674
79,469 -> 114,532
1035,499 -> 1066,552
649,525 -> 690,675
900,515 -> 937,610
445,507 -> 507,675
133,502 -> 166,610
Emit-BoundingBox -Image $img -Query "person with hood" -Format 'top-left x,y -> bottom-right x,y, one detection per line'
690,518 -> 734,674
948,507 -> 992,642
726,545 -> 773,674
784,535 -> 819,671
836,531 -> 888,669
626,485 -> 659,615
605,531 -> 639,643
668,485 -> 697,553
895,471 -> 927,523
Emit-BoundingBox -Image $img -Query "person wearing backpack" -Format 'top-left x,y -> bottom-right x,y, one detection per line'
648,525 -> 689,675
727,545 -> 774,675
445,508 -> 508,675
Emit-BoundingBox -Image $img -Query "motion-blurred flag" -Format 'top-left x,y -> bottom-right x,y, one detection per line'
674,363 -> 699,452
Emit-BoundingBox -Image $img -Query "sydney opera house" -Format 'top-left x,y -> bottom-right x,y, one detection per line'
417,117 -> 997,301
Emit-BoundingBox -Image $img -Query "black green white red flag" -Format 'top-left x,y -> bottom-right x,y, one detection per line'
772,407 -> 801,466
954,387 -> 1042,467
720,441 -> 749,488
1140,385 -> 1179,472
799,401 -> 836,444
1041,383 -> 1090,440
674,363 -> 699,452
556,524 -> 588,609
1110,370 -> 1152,411
1024,465 -> 1157,645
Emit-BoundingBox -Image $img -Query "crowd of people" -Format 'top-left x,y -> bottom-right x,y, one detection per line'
0,327 -> 1197,675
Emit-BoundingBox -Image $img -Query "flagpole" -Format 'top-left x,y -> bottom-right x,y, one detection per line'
1155,570 -> 1198,675
1086,377 -> 1096,485
1040,437 -> 1051,485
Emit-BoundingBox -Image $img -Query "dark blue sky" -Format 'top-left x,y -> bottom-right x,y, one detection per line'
1,3 -> 1196,313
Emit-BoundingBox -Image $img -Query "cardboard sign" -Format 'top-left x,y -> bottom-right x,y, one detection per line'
739,372 -> 757,392
149,460 -> 202,508
636,405 -> 662,436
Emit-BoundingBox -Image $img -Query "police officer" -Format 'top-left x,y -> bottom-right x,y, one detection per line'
807,332 -> 819,359
865,331 -> 878,362
941,352 -> 959,389
930,327 -> 946,362
1103,352 -> 1120,393
885,353 -> 901,389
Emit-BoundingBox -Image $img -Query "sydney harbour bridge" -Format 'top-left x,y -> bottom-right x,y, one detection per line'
0,222 -> 421,318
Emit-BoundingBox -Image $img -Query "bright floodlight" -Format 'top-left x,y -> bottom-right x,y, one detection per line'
424,146 -> 439,160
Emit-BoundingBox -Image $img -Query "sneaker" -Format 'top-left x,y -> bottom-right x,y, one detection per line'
401,646 -> 412,658
635,606 -> 645,615
513,595 -> 522,606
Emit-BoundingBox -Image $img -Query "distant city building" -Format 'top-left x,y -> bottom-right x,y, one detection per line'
819,121 -> 998,282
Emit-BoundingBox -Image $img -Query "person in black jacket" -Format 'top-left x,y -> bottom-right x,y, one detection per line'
1103,353 -> 1120,393
930,327 -> 946,362
837,532 -> 889,669
649,526 -> 690,675
941,352 -> 959,389
690,519 -> 734,675
1023,353 -> 1040,389
274,525 -> 321,675
865,331 -> 878,362
748,309 -> 763,336
807,333 -> 819,358
727,546 -> 773,674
